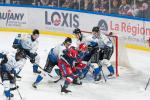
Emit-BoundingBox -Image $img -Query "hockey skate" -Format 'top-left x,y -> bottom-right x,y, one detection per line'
33,70 -> 41,74
107,73 -> 115,79
94,74 -> 102,81
61,85 -> 71,94
32,83 -> 37,89
73,78 -> 82,85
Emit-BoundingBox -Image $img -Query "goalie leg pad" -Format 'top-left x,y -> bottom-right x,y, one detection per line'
107,65 -> 114,74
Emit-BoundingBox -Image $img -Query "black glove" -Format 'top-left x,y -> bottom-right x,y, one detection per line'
30,58 -> 35,63
0,54 -> 8,66
10,85 -> 19,91
30,53 -> 37,63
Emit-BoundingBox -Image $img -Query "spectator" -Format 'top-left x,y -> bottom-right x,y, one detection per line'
127,1 -> 140,17
40,0 -> 49,6
0,0 -> 5,4
137,2 -> 150,18
70,0 -> 80,10
83,0 -> 93,11
110,0 -> 119,14
32,0 -> 41,6
59,0 -> 66,7
93,0 -> 100,12
21,0 -> 33,5
118,0 -> 131,15
99,0 -> 109,13
11,0 -> 21,4
5,0 -> 10,3
62,0 -> 72,8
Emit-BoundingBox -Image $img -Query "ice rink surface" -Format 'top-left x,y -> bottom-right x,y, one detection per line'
0,32 -> 150,100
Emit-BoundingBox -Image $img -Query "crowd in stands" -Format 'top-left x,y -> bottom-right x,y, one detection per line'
0,0 -> 150,18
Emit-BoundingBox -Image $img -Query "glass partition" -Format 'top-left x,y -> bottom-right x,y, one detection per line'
0,0 -> 150,18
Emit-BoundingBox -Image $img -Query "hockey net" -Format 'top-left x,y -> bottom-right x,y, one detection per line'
81,31 -> 130,77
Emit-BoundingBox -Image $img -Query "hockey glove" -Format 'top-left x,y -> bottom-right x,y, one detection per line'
0,54 -> 8,66
30,53 -> 37,63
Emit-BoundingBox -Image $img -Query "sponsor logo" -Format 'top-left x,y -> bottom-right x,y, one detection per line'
0,9 -> 26,27
110,21 -> 150,37
45,11 -> 79,28
97,19 -> 108,31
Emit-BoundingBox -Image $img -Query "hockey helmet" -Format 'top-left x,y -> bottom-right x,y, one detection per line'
32,29 -> 40,35
67,47 -> 78,58
78,43 -> 87,52
73,28 -> 81,34
64,37 -> 72,44
92,26 -> 100,32
73,28 -> 83,41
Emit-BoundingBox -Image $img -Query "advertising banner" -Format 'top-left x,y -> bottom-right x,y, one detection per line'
0,6 -> 28,28
0,6 -> 150,47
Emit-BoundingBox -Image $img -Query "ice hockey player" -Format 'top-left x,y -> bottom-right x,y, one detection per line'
0,50 -> 26,99
74,43 -> 89,79
73,28 -> 99,79
12,29 -> 41,74
32,37 -> 72,88
44,37 -> 72,74
73,28 -> 84,46
91,26 -> 115,81
58,46 -> 87,93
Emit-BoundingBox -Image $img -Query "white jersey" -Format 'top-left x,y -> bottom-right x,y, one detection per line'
51,44 -> 67,59
20,34 -> 39,53
91,34 -> 113,48
3,53 -> 26,73
74,34 -> 93,48
98,34 -> 113,48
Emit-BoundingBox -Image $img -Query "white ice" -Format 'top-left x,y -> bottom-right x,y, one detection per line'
0,32 -> 150,100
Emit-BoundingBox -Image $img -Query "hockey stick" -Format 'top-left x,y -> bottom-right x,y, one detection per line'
13,75 -> 23,100
100,66 -> 107,83
145,77 -> 150,90
53,76 -> 62,83
15,83 -> 23,100
97,50 -> 107,83
38,66 -> 53,77
38,66 -> 62,83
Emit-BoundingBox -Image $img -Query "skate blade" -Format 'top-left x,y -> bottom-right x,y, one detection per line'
94,80 -> 104,84
107,75 -> 115,79
60,92 -> 72,95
